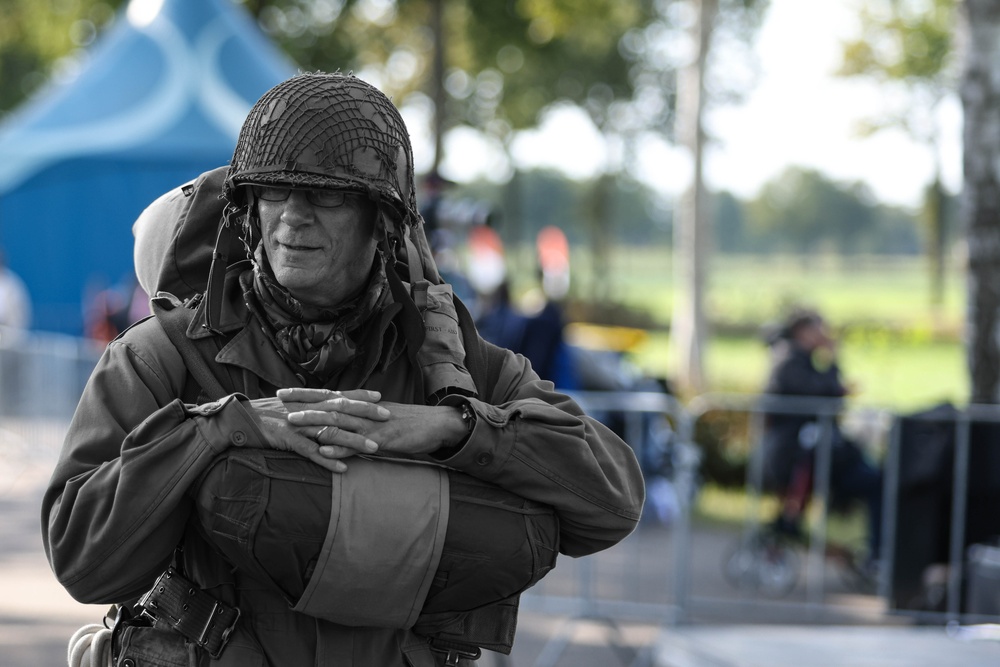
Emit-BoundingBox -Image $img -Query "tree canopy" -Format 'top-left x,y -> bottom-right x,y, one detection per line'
0,0 -> 121,116
838,0 -> 957,141
1,1 -> 665,141
740,166 -> 923,255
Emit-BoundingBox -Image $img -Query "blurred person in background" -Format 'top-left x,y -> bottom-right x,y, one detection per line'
84,275 -> 150,344
0,248 -> 30,415
761,307 -> 884,573
0,248 -> 31,339
476,226 -> 579,391
518,226 -> 579,391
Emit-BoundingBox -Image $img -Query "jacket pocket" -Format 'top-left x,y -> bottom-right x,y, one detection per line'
118,625 -> 195,667
203,626 -> 266,667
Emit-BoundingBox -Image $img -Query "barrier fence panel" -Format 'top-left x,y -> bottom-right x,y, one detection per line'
683,393 -> 1000,629
885,402 -> 1000,625
683,393 -> 894,623
519,390 -> 698,667
0,333 -> 103,488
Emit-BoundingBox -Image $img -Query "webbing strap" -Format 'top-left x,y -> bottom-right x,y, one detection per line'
152,297 -> 229,401
403,231 -> 424,285
204,218 -> 234,336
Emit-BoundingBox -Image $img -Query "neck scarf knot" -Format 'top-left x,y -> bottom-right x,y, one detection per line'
245,247 -> 389,383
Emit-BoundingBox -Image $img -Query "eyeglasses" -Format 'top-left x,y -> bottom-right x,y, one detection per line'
249,185 -> 352,208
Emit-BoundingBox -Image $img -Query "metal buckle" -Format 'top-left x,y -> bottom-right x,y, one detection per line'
430,643 -> 481,666
199,603 -> 241,659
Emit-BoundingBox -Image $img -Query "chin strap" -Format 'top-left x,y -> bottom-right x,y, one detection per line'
204,215 -> 234,335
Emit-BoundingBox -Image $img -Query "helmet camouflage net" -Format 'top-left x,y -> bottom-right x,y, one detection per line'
225,72 -> 417,226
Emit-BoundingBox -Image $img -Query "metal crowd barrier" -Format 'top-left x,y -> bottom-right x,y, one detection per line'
518,390 -> 698,667
685,392 -> 894,621
881,402 -> 1000,625
0,332 -> 103,478
684,393 -> 1000,629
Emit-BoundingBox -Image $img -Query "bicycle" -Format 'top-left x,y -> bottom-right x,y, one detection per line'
722,514 -> 878,598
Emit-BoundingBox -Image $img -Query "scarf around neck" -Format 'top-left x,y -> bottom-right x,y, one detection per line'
244,245 -> 389,383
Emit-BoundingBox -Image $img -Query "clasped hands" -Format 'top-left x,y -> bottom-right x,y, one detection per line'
247,388 -> 468,473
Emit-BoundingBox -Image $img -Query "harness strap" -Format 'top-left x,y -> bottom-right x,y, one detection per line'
429,638 -> 482,665
204,216 -> 235,335
151,295 -> 229,400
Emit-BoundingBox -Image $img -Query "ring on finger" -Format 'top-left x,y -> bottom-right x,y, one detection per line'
316,425 -> 330,440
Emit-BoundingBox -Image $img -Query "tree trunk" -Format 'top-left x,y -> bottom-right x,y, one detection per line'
588,173 -> 613,304
429,0 -> 447,174
670,0 -> 717,394
924,176 -> 946,314
962,0 -> 1000,403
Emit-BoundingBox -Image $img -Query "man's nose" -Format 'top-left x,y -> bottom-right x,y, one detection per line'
279,190 -> 315,225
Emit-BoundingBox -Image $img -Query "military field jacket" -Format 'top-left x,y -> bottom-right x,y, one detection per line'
41,271 -> 644,666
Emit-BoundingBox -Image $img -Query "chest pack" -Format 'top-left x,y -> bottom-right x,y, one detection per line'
134,167 -> 543,659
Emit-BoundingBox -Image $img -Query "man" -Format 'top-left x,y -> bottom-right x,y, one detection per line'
761,308 -> 882,568
42,73 -> 644,666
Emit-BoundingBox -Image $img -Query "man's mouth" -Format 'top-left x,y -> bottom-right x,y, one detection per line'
281,242 -> 321,251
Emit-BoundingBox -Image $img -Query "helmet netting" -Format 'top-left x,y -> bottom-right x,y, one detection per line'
225,73 -> 416,224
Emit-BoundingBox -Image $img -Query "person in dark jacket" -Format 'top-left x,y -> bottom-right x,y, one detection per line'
761,308 -> 883,566
42,73 -> 644,666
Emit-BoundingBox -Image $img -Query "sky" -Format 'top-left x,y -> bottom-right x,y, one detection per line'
423,0 -> 964,211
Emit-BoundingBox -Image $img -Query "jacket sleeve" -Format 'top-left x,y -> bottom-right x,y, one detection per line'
437,347 -> 645,557
40,319 -> 263,604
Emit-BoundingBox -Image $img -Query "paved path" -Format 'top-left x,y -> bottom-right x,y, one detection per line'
654,625 -> 1000,667
0,451 -> 108,667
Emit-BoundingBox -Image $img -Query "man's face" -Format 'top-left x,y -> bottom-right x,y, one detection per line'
254,186 -> 378,309
795,319 -> 832,351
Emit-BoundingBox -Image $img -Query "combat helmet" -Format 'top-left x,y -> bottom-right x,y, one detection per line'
225,72 -> 419,232
221,73 -> 445,289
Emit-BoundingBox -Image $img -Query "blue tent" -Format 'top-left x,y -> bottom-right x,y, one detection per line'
0,0 -> 296,334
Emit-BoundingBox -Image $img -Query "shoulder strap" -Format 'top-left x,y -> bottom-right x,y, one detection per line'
454,295 -> 506,399
151,295 -> 229,401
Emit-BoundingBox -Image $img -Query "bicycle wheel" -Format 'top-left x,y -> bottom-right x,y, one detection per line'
754,535 -> 801,597
722,530 -> 801,598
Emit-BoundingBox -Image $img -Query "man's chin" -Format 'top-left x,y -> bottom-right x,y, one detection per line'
272,268 -> 321,298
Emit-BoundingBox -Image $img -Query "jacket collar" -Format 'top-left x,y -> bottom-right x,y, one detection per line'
187,265 -> 405,390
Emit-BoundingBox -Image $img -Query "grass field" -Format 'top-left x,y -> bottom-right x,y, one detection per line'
630,331 -> 966,412
553,250 -> 969,412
